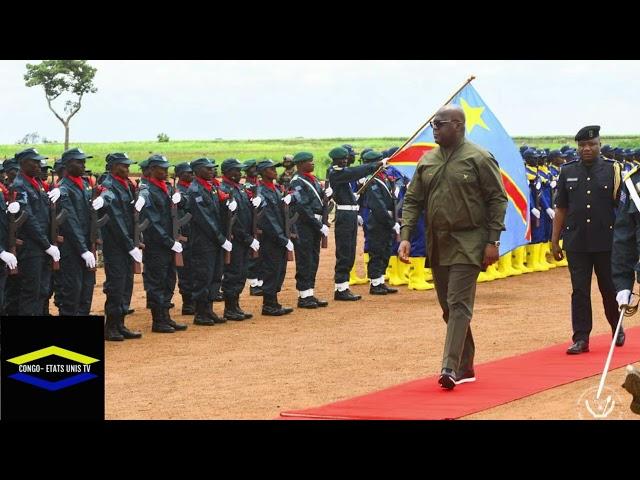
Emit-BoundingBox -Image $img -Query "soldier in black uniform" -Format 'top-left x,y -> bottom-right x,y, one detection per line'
139,154 -> 188,333
9,148 -> 61,316
0,187 -> 20,315
187,157 -> 231,325
98,153 -> 142,341
219,158 -> 257,320
57,148 -> 99,316
174,162 -> 195,315
289,151 -> 330,308
243,159 -> 264,296
552,125 -> 624,354
361,150 -> 399,295
328,146 -> 387,300
3,158 -> 20,187
256,159 -> 294,316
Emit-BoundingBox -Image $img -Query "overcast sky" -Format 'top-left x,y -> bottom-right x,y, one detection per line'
1,60 -> 638,144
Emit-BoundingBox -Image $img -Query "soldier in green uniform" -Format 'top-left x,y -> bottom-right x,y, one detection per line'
399,105 -> 508,390
278,154 -> 295,191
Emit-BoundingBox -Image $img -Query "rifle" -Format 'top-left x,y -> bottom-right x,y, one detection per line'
171,190 -> 191,267
49,188 -> 67,271
7,186 -> 26,275
89,178 -> 109,272
224,189 -> 237,265
388,176 -> 401,243
534,170 -> 541,229
249,184 -> 263,259
321,191 -> 333,249
132,187 -> 149,274
283,196 -> 298,262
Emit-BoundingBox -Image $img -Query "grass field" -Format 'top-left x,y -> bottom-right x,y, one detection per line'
2,135 -> 639,179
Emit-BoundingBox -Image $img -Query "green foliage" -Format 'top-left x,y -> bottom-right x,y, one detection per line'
157,133 -> 170,143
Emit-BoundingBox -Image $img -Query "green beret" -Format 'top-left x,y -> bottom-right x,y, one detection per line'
328,147 -> 348,160
292,151 -> 313,164
362,150 -> 383,163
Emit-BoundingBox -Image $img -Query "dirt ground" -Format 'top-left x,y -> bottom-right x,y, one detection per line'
98,236 -> 640,420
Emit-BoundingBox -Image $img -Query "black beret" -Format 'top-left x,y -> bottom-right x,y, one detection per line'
574,125 -> 600,141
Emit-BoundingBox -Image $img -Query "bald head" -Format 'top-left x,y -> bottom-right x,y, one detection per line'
432,105 -> 466,147
437,104 -> 465,123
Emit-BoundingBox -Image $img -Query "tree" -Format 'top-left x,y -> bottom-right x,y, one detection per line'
157,133 -> 170,143
24,60 -> 97,151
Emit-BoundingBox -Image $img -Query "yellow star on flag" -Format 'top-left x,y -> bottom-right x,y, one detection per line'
459,97 -> 489,135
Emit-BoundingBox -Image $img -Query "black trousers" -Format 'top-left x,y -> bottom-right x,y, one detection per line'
247,253 -> 263,281
334,210 -> 358,284
261,237 -> 287,296
191,245 -> 222,303
143,247 -> 176,309
123,263 -> 133,311
176,244 -> 193,299
566,250 -> 619,342
0,268 -> 7,315
59,251 -> 96,316
14,254 -> 50,316
222,241 -> 250,297
294,222 -> 321,291
103,245 -> 134,317
40,266 -> 52,314
366,224 -> 393,280
212,249 -> 223,298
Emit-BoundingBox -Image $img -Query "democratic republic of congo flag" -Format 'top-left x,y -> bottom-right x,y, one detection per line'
389,82 -> 531,252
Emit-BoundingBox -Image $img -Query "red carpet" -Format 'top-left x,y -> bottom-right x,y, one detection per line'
279,326 -> 640,420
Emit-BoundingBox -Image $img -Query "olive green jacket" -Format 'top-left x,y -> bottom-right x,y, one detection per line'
400,139 -> 507,267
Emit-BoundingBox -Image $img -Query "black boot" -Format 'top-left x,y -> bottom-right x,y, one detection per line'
151,306 -> 175,333
206,301 -> 226,324
369,284 -> 388,295
382,284 -> 398,294
297,296 -> 318,309
181,294 -> 195,315
105,314 -> 124,341
262,294 -> 291,316
194,301 -> 216,326
235,295 -> 253,319
213,292 -> 224,302
334,288 -> 361,301
274,294 -> 293,315
250,285 -> 264,296
223,295 -> 245,321
165,308 -> 188,331
118,313 -> 142,339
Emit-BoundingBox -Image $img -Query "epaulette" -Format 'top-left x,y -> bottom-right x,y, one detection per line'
603,158 -> 616,163
623,165 -> 639,182
561,159 -> 579,167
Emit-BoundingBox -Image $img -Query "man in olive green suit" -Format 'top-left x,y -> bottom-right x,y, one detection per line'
399,105 -> 508,390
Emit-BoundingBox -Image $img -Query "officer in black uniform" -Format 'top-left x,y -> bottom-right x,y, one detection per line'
219,158 -> 257,320
140,154 -> 188,333
328,146 -> 387,300
256,159 -> 294,316
361,150 -> 399,295
243,159 -> 264,296
0,186 -> 20,315
9,148 -> 61,316
289,151 -> 329,308
174,162 -> 195,315
57,148 -> 99,316
98,153 -> 142,341
187,157 -> 230,325
551,125 -> 624,353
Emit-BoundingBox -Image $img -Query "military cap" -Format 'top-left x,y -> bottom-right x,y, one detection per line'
519,145 -> 529,154
146,154 -> 171,168
53,158 -> 65,173
190,157 -> 215,170
243,159 -> 257,169
634,148 -> 640,156
574,125 -> 600,141
106,152 -> 136,165
61,147 -> 93,164
3,157 -> 19,171
548,149 -> 565,158
522,148 -> 538,158
221,158 -> 244,173
256,159 -> 282,172
138,158 -> 150,170
362,150 -> 383,163
601,144 -> 613,153
174,162 -> 193,175
560,145 -> 571,153
16,148 -> 48,163
328,147 -> 348,160
360,147 -> 373,161
292,151 -> 313,164
342,144 -> 358,156
386,146 -> 400,157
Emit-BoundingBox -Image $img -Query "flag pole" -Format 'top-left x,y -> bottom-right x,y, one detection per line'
356,75 -> 476,196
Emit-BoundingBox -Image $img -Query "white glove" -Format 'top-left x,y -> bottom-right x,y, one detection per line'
357,215 -> 364,226
91,196 -> 105,210
134,196 -> 145,212
546,207 -> 555,219
0,251 -> 17,270
47,187 -> 61,203
324,187 -> 333,197
45,245 -> 61,262
320,224 -> 329,237
535,181 -> 541,191
222,240 -> 233,252
394,186 -> 401,198
251,196 -> 262,208
353,193 -> 360,201
285,240 -> 294,252
128,247 -> 143,263
531,208 -> 541,219
7,202 -> 20,214
250,238 -> 260,252
227,199 -> 238,212
171,241 -> 183,253
617,289 -> 632,308
393,222 -> 400,235
381,157 -> 389,167
358,177 -> 367,185
282,194 -> 292,205
81,251 -> 96,269
171,192 -> 181,204
550,180 -> 557,189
